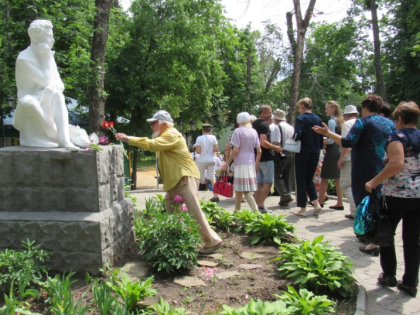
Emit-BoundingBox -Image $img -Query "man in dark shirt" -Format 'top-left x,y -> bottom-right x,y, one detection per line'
252,104 -> 282,213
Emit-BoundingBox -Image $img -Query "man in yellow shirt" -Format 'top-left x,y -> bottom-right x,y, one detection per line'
116,110 -> 222,254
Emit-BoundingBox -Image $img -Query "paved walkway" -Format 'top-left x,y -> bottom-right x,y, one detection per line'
130,190 -> 418,315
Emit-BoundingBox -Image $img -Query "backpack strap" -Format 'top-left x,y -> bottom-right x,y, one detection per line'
278,123 -> 285,147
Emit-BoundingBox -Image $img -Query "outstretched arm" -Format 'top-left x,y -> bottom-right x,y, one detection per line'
312,122 -> 343,146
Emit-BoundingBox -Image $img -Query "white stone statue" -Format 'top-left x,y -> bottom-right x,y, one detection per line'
13,19 -> 78,150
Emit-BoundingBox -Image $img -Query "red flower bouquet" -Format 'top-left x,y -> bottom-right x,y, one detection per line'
102,120 -> 128,159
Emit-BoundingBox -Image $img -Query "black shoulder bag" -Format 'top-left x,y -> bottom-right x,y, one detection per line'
359,190 -> 393,247
274,124 -> 286,168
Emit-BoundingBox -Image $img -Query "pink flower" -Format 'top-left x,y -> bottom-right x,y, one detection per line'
174,195 -> 184,203
180,204 -> 188,212
203,267 -> 216,277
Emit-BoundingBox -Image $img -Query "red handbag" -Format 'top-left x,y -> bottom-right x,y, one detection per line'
213,172 -> 233,198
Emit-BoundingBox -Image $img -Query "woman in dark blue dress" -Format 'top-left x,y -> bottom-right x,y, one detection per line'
293,97 -> 324,216
312,95 -> 396,254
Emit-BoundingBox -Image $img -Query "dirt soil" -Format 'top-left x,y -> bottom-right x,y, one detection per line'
139,231 -> 357,314
135,166 -> 162,190
25,231 -> 357,315
22,169 -> 357,314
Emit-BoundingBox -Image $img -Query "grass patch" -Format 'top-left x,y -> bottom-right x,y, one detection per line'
137,159 -> 156,169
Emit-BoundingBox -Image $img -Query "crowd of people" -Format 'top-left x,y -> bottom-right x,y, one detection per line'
115,94 -> 420,297
312,95 -> 419,298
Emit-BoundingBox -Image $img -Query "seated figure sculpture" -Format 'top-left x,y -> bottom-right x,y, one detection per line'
13,19 -> 78,150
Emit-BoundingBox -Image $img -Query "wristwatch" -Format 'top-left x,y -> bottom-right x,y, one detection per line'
126,136 -> 130,143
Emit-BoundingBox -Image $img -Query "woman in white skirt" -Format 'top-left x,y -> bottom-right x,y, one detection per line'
222,112 -> 262,211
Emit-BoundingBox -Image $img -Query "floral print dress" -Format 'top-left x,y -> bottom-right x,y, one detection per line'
382,128 -> 420,198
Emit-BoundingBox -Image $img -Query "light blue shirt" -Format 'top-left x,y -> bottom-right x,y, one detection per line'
327,117 -> 337,145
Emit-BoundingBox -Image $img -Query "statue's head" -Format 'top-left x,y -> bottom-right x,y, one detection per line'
28,20 -> 54,49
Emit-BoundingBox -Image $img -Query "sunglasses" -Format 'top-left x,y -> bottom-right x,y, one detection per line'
151,121 -> 158,127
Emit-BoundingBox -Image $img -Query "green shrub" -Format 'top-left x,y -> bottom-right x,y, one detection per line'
275,285 -> 335,314
43,272 -> 90,314
133,210 -> 147,240
275,235 -> 356,297
105,273 -> 157,312
143,195 -> 166,217
43,272 -> 89,315
0,272 -> 41,315
245,213 -> 295,245
14,270 -> 39,302
327,179 -> 336,196
138,211 -> 202,273
0,239 -> 50,294
0,292 -> 42,315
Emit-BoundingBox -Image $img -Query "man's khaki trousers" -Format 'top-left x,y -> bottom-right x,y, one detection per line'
165,176 -> 222,248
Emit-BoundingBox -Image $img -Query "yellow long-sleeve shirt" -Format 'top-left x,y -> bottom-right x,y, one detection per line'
128,126 -> 200,191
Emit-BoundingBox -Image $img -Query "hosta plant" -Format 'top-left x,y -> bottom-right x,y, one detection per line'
221,298 -> 290,315
276,286 -> 335,315
150,297 -> 191,315
200,199 -> 237,231
245,213 -> 295,245
138,211 -> 201,273
217,211 -> 236,232
233,209 -> 260,232
275,235 -> 357,297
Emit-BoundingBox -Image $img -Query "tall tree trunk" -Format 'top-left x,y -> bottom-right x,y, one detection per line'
265,58 -> 281,93
246,56 -> 252,111
286,0 -> 317,124
88,0 -> 112,135
370,0 -> 388,102
131,150 -> 138,190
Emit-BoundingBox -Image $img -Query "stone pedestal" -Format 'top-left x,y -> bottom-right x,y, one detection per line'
0,145 -> 136,274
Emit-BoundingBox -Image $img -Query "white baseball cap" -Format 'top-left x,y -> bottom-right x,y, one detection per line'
146,110 -> 173,123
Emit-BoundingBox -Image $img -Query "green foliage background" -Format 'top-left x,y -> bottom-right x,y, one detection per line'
1,0 -> 419,133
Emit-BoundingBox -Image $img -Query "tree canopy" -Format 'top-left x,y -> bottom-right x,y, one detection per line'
1,0 -> 419,131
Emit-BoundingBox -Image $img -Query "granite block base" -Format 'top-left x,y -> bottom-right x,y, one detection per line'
0,145 -> 136,274
0,199 -> 136,274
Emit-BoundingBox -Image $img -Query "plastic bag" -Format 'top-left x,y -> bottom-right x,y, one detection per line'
69,125 -> 90,148
89,132 -> 99,145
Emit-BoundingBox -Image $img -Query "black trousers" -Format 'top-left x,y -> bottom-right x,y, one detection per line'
295,152 -> 319,208
380,196 -> 420,287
